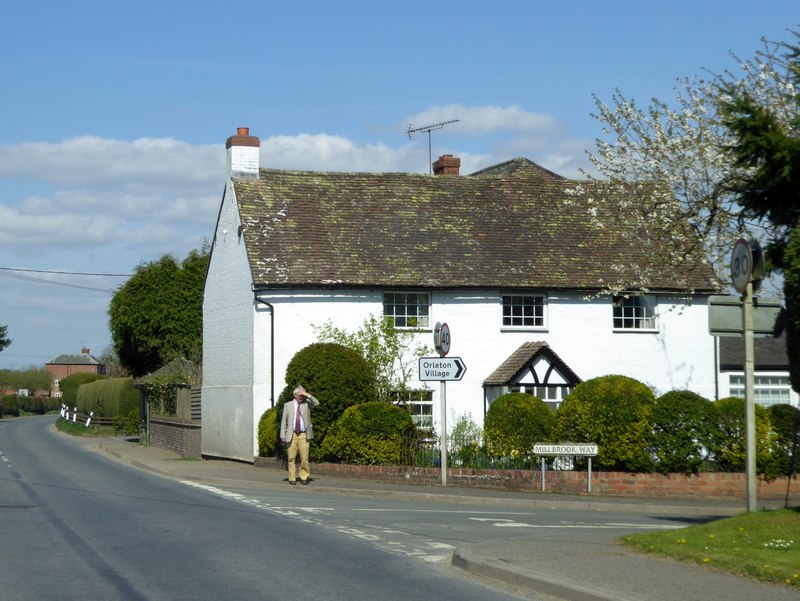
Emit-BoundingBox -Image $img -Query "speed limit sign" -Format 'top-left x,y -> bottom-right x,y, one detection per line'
731,239 -> 765,294
433,322 -> 451,357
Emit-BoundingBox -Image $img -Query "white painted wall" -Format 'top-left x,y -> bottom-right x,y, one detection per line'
202,183 -> 258,461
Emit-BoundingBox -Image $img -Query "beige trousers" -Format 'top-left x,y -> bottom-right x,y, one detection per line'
287,432 -> 310,482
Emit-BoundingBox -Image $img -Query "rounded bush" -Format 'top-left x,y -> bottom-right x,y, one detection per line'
257,405 -> 281,457
709,396 -> 778,477
555,375 -> 655,472
649,390 -> 715,474
319,402 -> 417,465
278,342 -> 377,457
484,393 -> 555,459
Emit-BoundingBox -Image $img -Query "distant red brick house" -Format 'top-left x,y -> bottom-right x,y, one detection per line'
46,347 -> 106,397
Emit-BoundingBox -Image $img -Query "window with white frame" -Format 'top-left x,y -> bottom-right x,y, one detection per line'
390,389 -> 434,431
613,295 -> 657,330
502,294 -> 546,328
512,385 -> 573,411
729,374 -> 792,407
383,292 -> 430,328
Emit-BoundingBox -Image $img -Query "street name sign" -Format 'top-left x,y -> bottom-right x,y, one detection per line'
418,356 -> 466,381
533,443 -> 598,456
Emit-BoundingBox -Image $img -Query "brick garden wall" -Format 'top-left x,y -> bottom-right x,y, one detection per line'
149,417 -> 201,458
254,457 -> 800,503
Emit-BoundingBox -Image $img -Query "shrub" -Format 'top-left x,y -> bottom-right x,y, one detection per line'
649,390 -> 715,474
484,393 -> 555,462
319,402 -> 417,465
555,375 -> 655,472
76,377 -> 139,418
708,396 -> 778,478
768,403 -> 800,477
449,412 -> 483,466
0,395 -> 19,417
59,373 -> 104,406
257,405 -> 282,457
278,342 -> 377,458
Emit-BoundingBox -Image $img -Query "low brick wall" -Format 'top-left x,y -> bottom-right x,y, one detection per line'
149,417 -> 201,458
254,457 -> 799,502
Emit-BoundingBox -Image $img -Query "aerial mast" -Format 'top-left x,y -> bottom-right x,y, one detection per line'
406,119 -> 459,174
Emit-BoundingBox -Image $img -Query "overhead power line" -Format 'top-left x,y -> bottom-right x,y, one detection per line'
0,267 -> 131,277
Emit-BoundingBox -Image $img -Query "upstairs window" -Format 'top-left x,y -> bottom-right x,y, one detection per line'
502,294 -> 546,328
613,295 -> 657,330
383,292 -> 430,328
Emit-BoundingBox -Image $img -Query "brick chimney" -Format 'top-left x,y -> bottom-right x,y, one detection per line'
433,154 -> 460,176
226,127 -> 260,180
81,347 -> 89,355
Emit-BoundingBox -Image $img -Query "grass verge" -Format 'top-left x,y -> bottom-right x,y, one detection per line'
620,508 -> 800,587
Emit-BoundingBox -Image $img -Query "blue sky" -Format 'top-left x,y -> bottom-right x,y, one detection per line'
0,1 -> 797,370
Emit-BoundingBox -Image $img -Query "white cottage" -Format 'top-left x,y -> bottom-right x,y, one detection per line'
202,127 -> 719,462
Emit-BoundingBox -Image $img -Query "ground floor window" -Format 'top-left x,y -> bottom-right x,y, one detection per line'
391,389 -> 434,431
729,374 -> 792,407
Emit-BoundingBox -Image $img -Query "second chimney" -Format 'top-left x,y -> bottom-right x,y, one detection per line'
226,127 -> 261,180
433,154 -> 460,176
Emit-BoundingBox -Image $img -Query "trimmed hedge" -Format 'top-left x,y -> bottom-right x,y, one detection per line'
484,393 -> 555,459
278,342 -> 378,458
76,377 -> 139,418
555,374 -> 656,472
649,390 -> 715,475
319,402 -> 417,465
60,373 -> 104,406
257,405 -> 281,457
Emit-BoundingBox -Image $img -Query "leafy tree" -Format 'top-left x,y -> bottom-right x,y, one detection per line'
768,403 -> 800,479
583,32 -> 798,293
555,375 -> 655,472
484,393 -> 555,460
0,366 -> 51,393
0,324 -> 10,353
277,342 -> 378,458
108,248 -> 208,378
313,314 -> 432,402
718,35 -> 800,390
649,390 -> 716,475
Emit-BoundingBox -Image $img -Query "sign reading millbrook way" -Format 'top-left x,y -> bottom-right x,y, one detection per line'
533,443 -> 598,456
418,356 -> 466,381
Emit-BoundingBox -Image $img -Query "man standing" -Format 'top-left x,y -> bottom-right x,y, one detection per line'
280,386 -> 320,485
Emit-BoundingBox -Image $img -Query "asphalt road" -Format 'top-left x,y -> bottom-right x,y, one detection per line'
0,416 -> 553,601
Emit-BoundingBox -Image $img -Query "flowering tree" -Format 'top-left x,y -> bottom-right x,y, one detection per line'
579,32 -> 799,295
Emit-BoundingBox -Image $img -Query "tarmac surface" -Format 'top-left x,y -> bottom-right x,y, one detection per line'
77,434 -> 799,601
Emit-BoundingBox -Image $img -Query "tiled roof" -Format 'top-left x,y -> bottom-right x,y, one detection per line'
483,341 -> 582,385
719,334 -> 789,371
48,353 -> 102,366
232,158 -> 717,292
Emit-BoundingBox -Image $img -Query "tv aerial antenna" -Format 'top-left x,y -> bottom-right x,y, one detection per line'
406,119 -> 459,174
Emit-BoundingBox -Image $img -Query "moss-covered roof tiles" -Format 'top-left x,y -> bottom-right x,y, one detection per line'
233,158 -> 716,292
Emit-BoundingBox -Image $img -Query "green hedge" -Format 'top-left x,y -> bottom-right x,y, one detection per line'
60,373 -> 104,406
320,402 -> 417,465
257,405 -> 282,457
484,393 -> 555,460
76,377 -> 139,418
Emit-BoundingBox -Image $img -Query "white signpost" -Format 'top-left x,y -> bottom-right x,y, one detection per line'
421,322 -> 467,486
533,443 -> 599,494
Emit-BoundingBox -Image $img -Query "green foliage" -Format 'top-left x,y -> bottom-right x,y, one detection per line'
0,395 -> 19,417
59,372 -> 104,406
257,406 -> 281,457
449,412 -> 483,465
76,377 -> 139,418
0,324 -> 10,352
484,393 -> 556,461
313,314 -> 433,402
708,396 -> 778,478
319,402 -> 417,465
278,342 -> 378,457
785,226 -> 800,392
649,390 -> 715,475
555,375 -> 656,472
108,248 -> 208,378
136,358 -> 200,416
0,366 -> 52,393
768,403 -> 800,477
